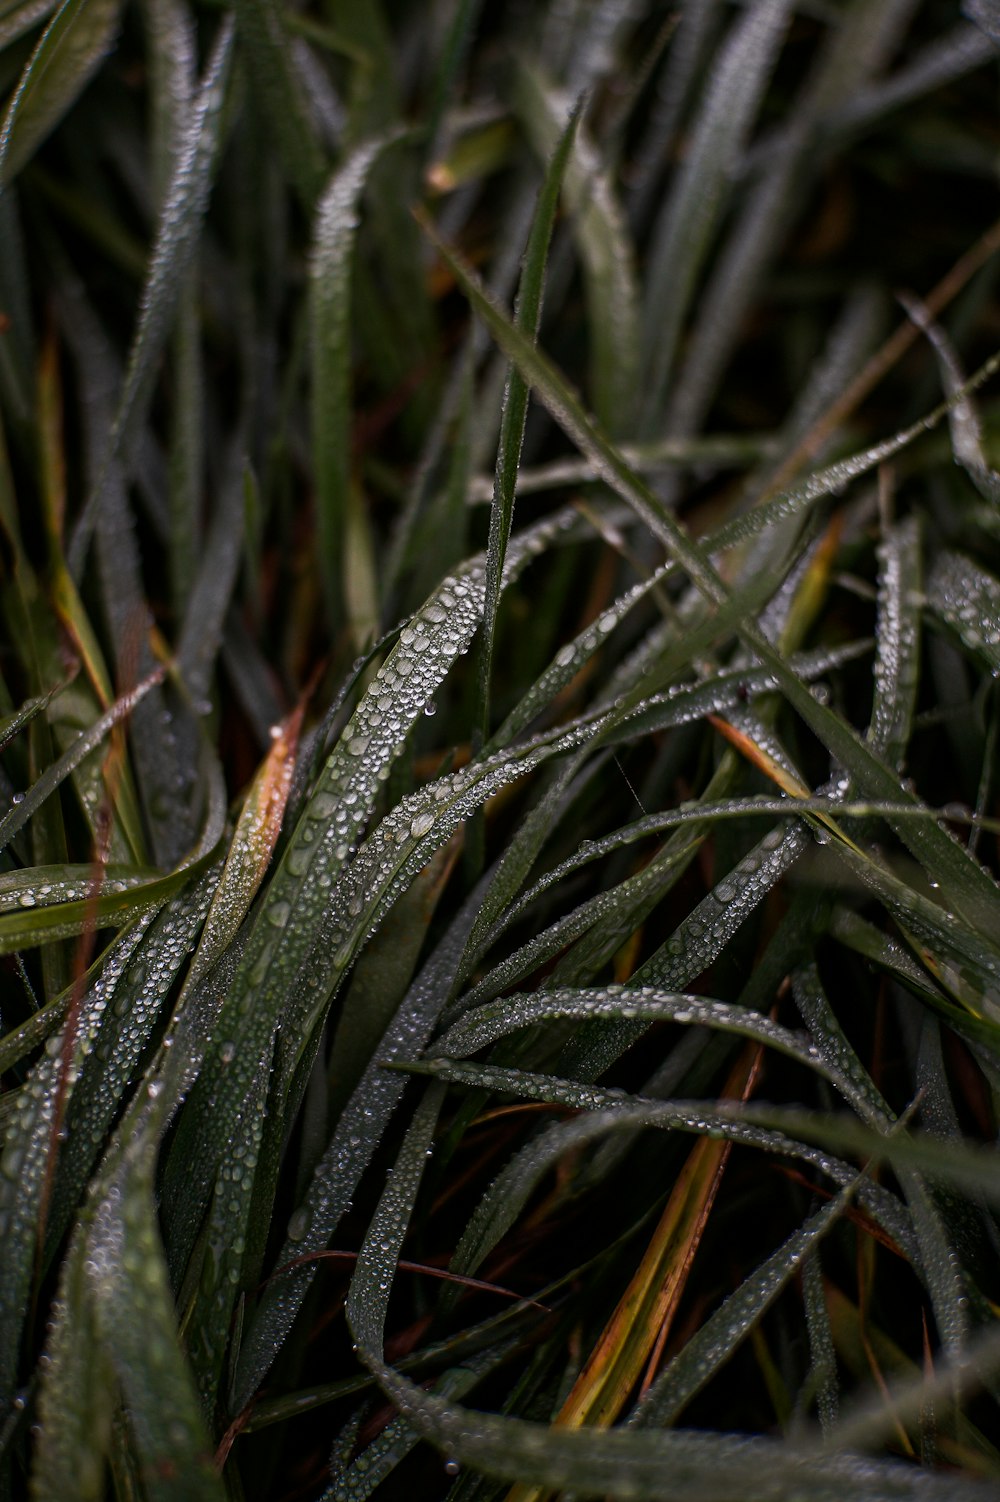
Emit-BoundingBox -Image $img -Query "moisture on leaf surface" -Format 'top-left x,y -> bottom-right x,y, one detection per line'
2,3 -> 1000,1500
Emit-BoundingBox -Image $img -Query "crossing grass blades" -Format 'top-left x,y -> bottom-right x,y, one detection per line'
2,0 -> 1000,1498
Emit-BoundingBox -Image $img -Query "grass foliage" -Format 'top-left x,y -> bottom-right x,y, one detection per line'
2,1 -> 1000,1497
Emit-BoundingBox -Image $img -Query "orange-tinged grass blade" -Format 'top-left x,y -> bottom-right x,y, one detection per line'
778,511 -> 842,656
187,698 -> 305,988
708,713 -> 812,797
37,329 -> 152,865
708,712 -> 868,859
827,1280 -> 914,1459
826,1282 -> 1000,1472
505,1043 -> 763,1502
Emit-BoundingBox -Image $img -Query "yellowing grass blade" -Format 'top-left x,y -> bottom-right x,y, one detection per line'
505,1042 -> 763,1502
187,698 -> 305,989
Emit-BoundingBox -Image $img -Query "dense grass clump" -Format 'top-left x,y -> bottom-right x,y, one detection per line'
3,2 -> 1000,1498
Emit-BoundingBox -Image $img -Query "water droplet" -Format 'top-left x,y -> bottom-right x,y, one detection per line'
287,1207 -> 310,1242
309,792 -> 338,819
410,810 -> 435,839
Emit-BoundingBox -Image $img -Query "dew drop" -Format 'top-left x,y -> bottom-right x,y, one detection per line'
287,1207 -> 310,1242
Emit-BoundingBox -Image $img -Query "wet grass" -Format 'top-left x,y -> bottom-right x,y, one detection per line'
2,2 -> 1000,1499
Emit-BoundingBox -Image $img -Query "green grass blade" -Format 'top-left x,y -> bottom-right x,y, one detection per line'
926,552 -> 1000,676
68,15 -> 234,573
231,0 -> 326,209
30,1223 -> 114,1501
632,1192 -> 851,1429
639,0 -> 792,427
86,1144 -> 224,1500
412,1059 -> 918,1261
869,516 -> 922,769
477,96 -> 578,741
344,1070 -> 978,1501
311,131 -> 408,630
230,883 -> 486,1407
515,64 -> 637,435
423,221 -> 1000,939
791,962 -> 892,1128
0,0 -> 123,185
0,669 -> 163,857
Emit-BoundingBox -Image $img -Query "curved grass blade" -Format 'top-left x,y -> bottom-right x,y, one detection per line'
416,1060 -> 918,1265
230,875 -> 489,1408
0,907 -> 155,1408
433,986 -> 853,1106
344,1078 -> 983,1500
632,1191 -> 853,1429
0,679 -> 67,755
901,295 -> 1000,505
0,863 -> 158,912
161,506 -> 591,1298
0,759 -> 225,1401
792,962 -> 892,1128
422,221 -> 1000,939
0,0 -> 123,186
0,737 -> 226,955
45,870 -> 219,1257
0,669 -> 163,857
